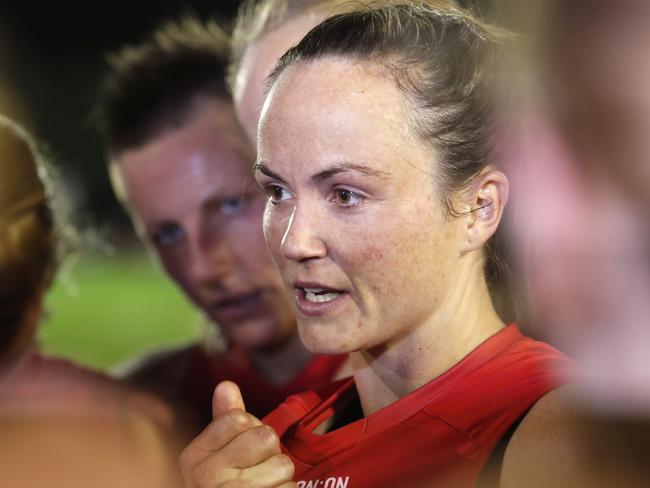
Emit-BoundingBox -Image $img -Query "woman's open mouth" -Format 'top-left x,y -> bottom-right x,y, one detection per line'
304,287 -> 342,303
293,284 -> 348,316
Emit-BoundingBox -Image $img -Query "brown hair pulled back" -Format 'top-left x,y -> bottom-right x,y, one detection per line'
228,0 -> 461,93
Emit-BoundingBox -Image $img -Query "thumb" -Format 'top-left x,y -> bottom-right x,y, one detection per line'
212,380 -> 245,419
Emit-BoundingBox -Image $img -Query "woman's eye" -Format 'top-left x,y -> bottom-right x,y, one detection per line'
333,188 -> 363,207
152,223 -> 184,247
220,196 -> 246,216
266,184 -> 291,204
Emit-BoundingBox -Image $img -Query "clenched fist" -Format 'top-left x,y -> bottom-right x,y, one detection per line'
180,381 -> 296,488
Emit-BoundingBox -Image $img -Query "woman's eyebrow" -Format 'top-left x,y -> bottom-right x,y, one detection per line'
253,161 -> 390,184
312,162 -> 390,182
253,162 -> 287,184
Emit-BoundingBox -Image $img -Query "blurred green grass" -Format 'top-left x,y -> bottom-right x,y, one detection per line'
39,249 -> 202,372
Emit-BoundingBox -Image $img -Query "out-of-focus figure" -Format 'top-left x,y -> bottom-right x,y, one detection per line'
95,17 -> 348,434
495,0 -> 650,485
501,0 -> 650,414
0,115 -> 181,488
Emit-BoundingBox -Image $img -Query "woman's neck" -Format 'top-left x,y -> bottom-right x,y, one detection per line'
351,268 -> 505,417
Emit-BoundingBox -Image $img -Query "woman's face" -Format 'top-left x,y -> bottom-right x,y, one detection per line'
255,59 -> 467,354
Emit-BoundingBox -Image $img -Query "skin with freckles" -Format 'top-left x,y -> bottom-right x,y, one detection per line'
256,59 -> 505,415
112,98 -> 295,351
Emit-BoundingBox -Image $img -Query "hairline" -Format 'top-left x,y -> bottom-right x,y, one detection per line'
104,91 -> 234,158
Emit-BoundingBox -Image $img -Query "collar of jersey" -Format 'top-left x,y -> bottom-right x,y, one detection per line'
285,324 -> 523,465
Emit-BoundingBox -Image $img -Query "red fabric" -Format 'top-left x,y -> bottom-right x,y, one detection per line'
264,325 -> 577,488
184,346 -> 347,419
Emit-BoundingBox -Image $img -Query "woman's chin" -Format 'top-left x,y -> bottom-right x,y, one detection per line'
299,329 -> 356,356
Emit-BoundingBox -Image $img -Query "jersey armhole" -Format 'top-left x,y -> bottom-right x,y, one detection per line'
476,410 -> 528,487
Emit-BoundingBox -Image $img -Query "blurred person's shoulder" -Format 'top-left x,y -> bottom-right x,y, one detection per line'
500,384 -> 603,488
0,413 -> 183,488
0,350 -> 174,427
0,351 -> 183,487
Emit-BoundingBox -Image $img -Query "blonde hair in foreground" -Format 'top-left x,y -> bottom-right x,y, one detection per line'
228,0 -> 466,91
0,115 -> 63,355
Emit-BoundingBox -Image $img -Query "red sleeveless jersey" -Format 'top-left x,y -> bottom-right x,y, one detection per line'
264,325 -> 576,488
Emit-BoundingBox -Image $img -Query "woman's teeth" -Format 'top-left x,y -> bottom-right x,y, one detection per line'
304,288 -> 341,303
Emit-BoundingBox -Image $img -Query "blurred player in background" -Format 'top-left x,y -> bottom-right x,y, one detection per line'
496,0 -> 650,484
95,17 -> 348,436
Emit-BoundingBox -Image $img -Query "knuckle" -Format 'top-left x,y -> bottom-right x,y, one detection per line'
179,444 -> 198,470
192,459 -> 228,487
274,453 -> 295,478
190,463 -> 209,486
224,408 -> 250,431
255,425 -> 279,447
246,412 -> 263,426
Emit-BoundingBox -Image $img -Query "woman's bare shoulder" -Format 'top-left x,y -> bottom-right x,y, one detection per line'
500,384 -> 650,488
500,385 -> 593,488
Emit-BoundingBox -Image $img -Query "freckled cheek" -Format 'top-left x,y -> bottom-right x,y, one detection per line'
341,223 -> 441,305
336,229 -> 405,295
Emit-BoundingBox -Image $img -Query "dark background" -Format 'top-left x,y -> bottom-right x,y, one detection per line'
0,1 -> 242,236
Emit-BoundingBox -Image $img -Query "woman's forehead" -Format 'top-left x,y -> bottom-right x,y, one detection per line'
263,59 -> 412,133
258,59 -> 436,183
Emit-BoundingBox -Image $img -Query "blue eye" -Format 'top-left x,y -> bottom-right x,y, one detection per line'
220,196 -> 246,216
266,184 -> 291,204
152,222 -> 184,247
333,188 -> 363,207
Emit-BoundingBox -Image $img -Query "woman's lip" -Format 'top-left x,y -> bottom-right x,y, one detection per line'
292,281 -> 345,293
293,287 -> 349,317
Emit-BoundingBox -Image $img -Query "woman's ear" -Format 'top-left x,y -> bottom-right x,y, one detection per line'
460,167 -> 509,253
